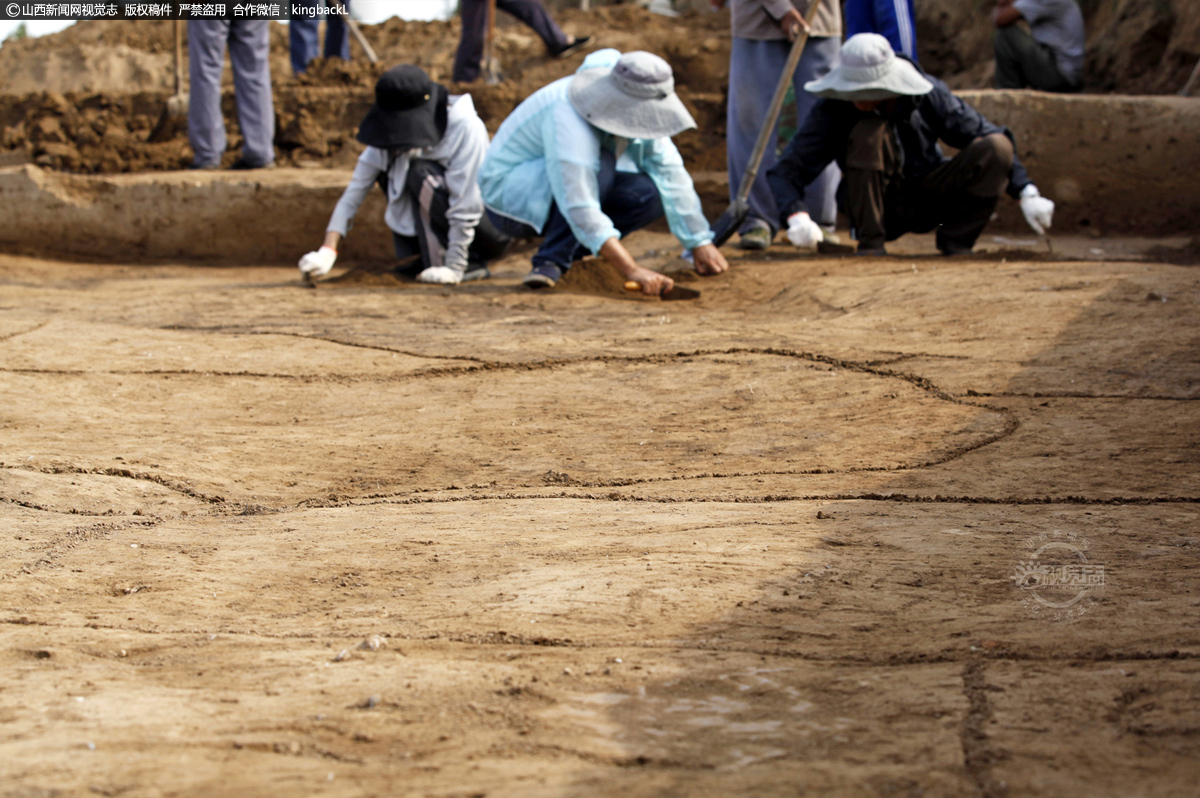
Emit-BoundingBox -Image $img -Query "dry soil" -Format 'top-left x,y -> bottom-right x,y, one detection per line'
1,231 -> 1198,796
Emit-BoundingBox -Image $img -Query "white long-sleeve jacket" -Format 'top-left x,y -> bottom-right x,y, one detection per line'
326,94 -> 488,272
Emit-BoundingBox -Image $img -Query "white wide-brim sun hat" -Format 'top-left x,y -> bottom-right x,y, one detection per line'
569,50 -> 696,140
805,33 -> 934,101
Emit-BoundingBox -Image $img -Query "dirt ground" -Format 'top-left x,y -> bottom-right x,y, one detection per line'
2,230 -> 1198,796
3,1 -> 1199,177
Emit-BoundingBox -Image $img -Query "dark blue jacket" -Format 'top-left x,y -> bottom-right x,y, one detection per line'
767,62 -> 1033,228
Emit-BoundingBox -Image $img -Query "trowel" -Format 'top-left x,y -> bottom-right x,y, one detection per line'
624,281 -> 700,301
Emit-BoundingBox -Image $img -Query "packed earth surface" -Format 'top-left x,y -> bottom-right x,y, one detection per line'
2,3 -> 1200,797
2,230 -> 1199,796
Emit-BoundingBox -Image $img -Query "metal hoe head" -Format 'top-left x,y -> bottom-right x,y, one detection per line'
710,198 -> 751,248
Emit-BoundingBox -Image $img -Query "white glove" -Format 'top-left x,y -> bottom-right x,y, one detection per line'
1019,185 -> 1055,235
298,245 -> 337,277
416,266 -> 462,285
786,211 -> 822,250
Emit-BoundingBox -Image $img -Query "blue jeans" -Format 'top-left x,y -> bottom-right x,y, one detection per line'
727,36 -> 842,233
487,150 -> 664,272
289,1 -> 351,75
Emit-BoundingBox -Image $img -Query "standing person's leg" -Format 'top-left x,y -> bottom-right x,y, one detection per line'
323,0 -> 351,61
187,20 -> 229,169
497,0 -> 571,53
843,0 -> 875,40
227,20 -> 275,168
872,0 -> 917,61
726,37 -> 788,245
792,35 -> 842,231
289,11 -> 320,75
453,0 -> 488,83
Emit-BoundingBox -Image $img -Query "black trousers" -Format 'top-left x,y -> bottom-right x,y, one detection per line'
452,0 -> 569,83
842,119 -> 1015,253
391,160 -> 511,276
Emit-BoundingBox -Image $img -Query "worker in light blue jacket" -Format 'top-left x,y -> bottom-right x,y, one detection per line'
480,49 -> 729,294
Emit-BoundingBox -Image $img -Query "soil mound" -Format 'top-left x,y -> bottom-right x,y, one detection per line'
1146,237 -> 1200,266
0,2 -> 1195,199
917,0 -> 1200,93
0,8 -> 728,174
553,257 -> 632,298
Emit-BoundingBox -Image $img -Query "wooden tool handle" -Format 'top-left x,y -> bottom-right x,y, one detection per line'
624,281 -> 642,292
174,19 -> 183,95
733,0 -> 823,203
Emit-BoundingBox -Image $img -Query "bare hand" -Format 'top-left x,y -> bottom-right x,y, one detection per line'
779,8 -> 809,41
628,266 -> 674,296
692,243 -> 729,275
600,237 -> 674,295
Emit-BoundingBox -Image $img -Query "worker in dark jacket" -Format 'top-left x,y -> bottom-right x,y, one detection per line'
767,33 -> 1056,255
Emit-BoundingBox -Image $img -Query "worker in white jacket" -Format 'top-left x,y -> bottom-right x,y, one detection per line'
299,65 -> 508,284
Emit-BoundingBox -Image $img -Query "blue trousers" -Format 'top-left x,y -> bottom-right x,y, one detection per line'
845,0 -> 918,61
187,20 -> 274,168
727,36 -> 841,233
487,150 -> 663,271
290,0 -> 351,75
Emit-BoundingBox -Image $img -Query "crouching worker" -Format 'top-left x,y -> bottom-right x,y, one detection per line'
768,34 -> 1056,256
479,49 -> 728,294
299,65 -> 509,284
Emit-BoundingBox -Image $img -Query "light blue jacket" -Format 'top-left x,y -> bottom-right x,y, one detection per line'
480,49 -> 713,255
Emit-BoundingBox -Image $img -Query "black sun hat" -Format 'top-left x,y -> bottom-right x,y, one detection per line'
356,65 -> 448,151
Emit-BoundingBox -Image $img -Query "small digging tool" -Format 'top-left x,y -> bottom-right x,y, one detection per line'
147,20 -> 188,143
709,2 -> 822,247
484,0 -> 502,84
624,281 -> 701,301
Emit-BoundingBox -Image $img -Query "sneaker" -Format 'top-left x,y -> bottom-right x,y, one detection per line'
853,246 -> 888,257
523,263 -> 563,289
939,244 -> 974,257
820,225 -> 842,245
230,158 -> 276,170
550,35 -> 591,59
461,265 -> 491,282
188,161 -> 220,171
737,225 -> 772,251
936,230 -> 973,256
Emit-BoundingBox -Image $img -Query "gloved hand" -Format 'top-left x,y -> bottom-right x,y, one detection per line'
1019,185 -> 1055,235
416,266 -> 463,285
786,211 -> 822,250
298,245 -> 337,278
